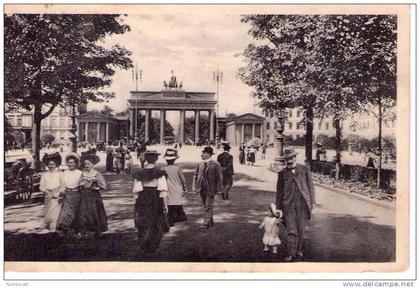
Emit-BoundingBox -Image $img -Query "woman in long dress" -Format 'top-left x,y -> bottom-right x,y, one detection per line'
105,141 -> 114,173
56,153 -> 83,236
39,152 -> 64,232
133,150 -> 169,253
77,154 -> 108,237
239,143 -> 246,165
160,148 -> 187,226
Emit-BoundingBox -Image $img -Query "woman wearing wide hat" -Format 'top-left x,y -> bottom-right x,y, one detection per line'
132,150 -> 169,253
161,148 -> 188,226
76,153 -> 108,238
57,152 -> 83,236
39,152 -> 64,232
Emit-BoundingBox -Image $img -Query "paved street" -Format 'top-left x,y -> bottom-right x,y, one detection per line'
4,145 -> 395,262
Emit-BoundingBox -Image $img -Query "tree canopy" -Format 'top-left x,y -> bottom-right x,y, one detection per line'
5,14 -> 133,113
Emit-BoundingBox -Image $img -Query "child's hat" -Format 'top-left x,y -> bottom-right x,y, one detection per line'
270,203 -> 280,217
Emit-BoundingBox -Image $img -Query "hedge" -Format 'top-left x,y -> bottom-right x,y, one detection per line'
310,160 -> 396,193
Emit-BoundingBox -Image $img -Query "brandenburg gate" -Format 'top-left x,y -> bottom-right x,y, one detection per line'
128,74 -> 217,144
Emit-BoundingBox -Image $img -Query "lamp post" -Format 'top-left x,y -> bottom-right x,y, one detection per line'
69,101 -> 78,153
213,67 -> 223,145
271,109 -> 287,172
132,62 -> 142,141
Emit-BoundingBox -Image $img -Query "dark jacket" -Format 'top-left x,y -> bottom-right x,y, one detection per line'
194,159 -> 223,196
217,152 -> 234,176
275,164 -> 316,219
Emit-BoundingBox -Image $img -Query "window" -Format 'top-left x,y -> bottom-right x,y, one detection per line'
270,111 -> 274,118
332,121 -> 336,129
50,117 -> 58,127
60,118 -> 66,127
289,110 -> 293,117
288,122 -> 292,129
274,121 -> 278,129
325,122 -> 329,130
266,122 -> 270,130
17,117 -> 22,127
318,122 -> 322,130
297,110 -> 301,118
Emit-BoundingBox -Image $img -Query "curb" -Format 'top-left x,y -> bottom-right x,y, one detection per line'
268,167 -> 395,211
314,182 -> 396,211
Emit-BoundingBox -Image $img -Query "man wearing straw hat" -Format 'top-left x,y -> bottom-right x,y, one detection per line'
194,146 -> 223,229
275,147 -> 316,262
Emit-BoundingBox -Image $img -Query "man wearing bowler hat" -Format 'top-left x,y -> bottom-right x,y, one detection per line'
194,146 -> 223,229
275,147 -> 316,262
217,142 -> 234,200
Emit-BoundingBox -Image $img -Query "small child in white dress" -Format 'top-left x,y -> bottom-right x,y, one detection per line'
259,203 -> 282,254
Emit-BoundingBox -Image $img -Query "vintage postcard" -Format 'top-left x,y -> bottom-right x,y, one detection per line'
2,4 -> 411,276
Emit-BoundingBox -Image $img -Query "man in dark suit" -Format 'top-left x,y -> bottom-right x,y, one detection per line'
217,142 -> 234,200
276,147 -> 316,262
194,146 -> 223,229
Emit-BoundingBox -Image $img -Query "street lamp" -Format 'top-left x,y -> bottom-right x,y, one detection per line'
271,109 -> 288,172
132,62 -> 142,141
69,101 -> 78,153
213,67 -> 223,145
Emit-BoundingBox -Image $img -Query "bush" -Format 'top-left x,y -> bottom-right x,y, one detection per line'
311,160 -> 396,193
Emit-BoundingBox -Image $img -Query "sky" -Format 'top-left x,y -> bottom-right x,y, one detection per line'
88,13 -> 258,117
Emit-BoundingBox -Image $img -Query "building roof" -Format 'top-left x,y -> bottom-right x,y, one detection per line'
77,112 -> 118,123
226,113 -> 265,125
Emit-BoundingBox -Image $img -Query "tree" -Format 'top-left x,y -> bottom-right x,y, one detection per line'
41,133 -> 55,145
100,105 -> 114,116
5,14 -> 133,170
239,15 -> 329,161
184,115 -> 210,143
135,114 -> 174,143
356,16 -> 397,188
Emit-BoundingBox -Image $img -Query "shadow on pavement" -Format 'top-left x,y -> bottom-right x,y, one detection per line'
4,161 -> 395,263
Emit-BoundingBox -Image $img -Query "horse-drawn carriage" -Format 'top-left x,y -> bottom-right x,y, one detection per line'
4,152 -> 40,201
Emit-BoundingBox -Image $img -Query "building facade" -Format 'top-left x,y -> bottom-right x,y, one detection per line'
263,108 -> 336,144
225,113 -> 265,146
261,107 -> 395,145
77,112 -> 128,144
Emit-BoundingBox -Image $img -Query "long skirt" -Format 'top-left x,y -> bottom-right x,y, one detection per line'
239,151 -> 245,164
76,188 -> 108,234
41,196 -> 62,232
106,153 -> 114,172
167,205 -> 187,225
134,187 -> 169,253
249,152 -> 256,163
56,189 -> 81,232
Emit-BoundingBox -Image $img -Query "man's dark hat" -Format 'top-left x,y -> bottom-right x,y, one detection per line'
201,146 -> 214,155
221,142 -> 231,151
42,152 -> 62,167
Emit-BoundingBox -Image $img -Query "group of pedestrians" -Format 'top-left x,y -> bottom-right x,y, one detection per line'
39,151 -> 108,239
105,141 -> 134,174
238,143 -> 257,166
38,142 -> 315,262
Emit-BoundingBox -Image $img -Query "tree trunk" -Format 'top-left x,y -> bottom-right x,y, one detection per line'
32,105 -> 42,171
377,94 -> 383,189
305,106 -> 314,163
334,116 -> 341,179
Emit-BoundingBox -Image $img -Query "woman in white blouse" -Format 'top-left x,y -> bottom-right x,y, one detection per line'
39,152 -> 63,232
132,150 -> 169,253
56,152 -> 83,236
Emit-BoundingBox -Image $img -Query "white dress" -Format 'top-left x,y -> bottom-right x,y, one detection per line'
260,216 -> 281,246
39,170 -> 64,231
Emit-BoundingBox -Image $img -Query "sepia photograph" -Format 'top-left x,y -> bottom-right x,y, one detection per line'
2,3 -> 413,279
